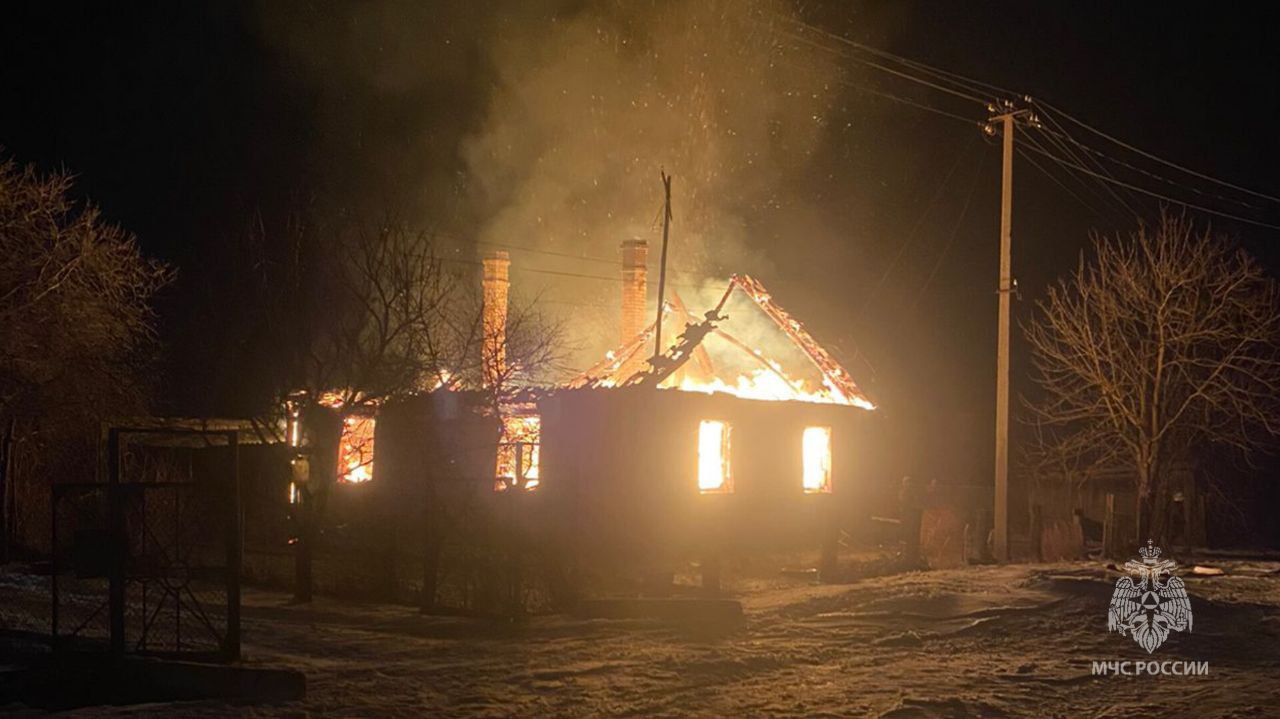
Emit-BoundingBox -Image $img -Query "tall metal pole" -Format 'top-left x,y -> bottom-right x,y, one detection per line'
992,111 -> 1017,562
653,172 -> 673,358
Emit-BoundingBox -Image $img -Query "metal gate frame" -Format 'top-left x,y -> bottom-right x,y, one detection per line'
51,426 -> 241,661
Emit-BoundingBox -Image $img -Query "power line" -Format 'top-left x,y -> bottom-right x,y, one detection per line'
1033,122 -> 1263,212
1020,130 -> 1142,221
837,77 -> 985,127
521,265 -> 710,293
475,239 -> 617,266
1027,114 -> 1144,220
776,15 -> 1280,221
473,239 -> 706,277
911,150 -> 987,310
789,18 -> 1017,101
1019,142 -> 1280,231
1015,144 -> 1113,224
777,26 -> 990,106
776,15 -> 1005,105
540,298 -> 610,309
441,255 -> 712,294
854,135 -> 980,321
1017,140 -> 1119,223
767,47 -> 983,127
1033,98 -> 1280,206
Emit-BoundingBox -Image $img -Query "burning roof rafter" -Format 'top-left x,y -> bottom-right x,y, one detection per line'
666,292 -> 717,379
728,275 -> 873,409
568,304 -> 674,389
571,275 -> 874,409
617,302 -> 724,391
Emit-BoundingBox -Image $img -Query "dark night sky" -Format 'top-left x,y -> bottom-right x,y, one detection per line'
4,1 -> 1279,481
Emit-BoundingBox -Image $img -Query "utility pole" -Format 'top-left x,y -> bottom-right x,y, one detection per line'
654,171 -> 673,358
986,102 -> 1032,562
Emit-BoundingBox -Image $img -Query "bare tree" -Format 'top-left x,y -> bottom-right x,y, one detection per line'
248,213 -> 564,601
1023,211 -> 1280,543
290,222 -> 456,408
0,157 -> 172,555
1020,413 -> 1122,502
259,216 -> 564,423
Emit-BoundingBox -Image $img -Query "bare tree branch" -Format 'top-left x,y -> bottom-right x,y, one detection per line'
1021,210 -> 1280,539
0,157 -> 173,431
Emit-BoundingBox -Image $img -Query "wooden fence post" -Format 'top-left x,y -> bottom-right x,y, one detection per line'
1101,493 -> 1116,559
225,430 -> 242,661
1029,504 -> 1043,561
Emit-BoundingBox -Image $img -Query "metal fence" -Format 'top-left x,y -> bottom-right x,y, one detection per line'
49,427 -> 241,661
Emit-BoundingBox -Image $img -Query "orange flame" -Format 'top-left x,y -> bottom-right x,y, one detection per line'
495,414 -> 540,491
338,415 -> 375,483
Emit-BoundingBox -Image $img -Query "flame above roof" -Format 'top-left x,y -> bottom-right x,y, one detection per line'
569,275 -> 874,409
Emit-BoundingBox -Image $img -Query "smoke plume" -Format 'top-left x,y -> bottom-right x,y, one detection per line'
259,0 -> 847,367
465,0 -> 842,270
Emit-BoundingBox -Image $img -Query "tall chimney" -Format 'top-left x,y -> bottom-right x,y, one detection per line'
482,250 -> 510,386
620,239 -> 648,344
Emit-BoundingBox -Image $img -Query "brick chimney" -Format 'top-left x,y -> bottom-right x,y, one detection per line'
620,239 -> 648,344
482,250 -> 510,386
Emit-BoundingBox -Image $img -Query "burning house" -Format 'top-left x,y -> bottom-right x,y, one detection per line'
282,242 -> 878,602
540,244 -> 877,565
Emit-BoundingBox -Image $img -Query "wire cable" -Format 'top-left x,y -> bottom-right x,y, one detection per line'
1034,98 -> 1280,206
854,136 -> 981,321
1019,142 -> 1280,231
776,14 -> 1013,103
775,14 -> 1280,216
1015,145 -> 1113,224
836,77 -> 985,127
777,26 -> 990,106
769,50 -> 985,127
1020,130 -> 1142,221
1033,122 -> 1263,212
473,239 -> 706,277
911,150 -> 987,311
1028,114 -> 1145,219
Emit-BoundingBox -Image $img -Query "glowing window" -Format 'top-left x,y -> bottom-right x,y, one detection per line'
802,426 -> 832,494
698,420 -> 732,494
286,406 -> 301,447
337,415 -> 376,483
496,415 -> 541,491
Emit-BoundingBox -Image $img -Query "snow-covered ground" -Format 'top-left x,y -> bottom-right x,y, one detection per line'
5,560 -> 1280,717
